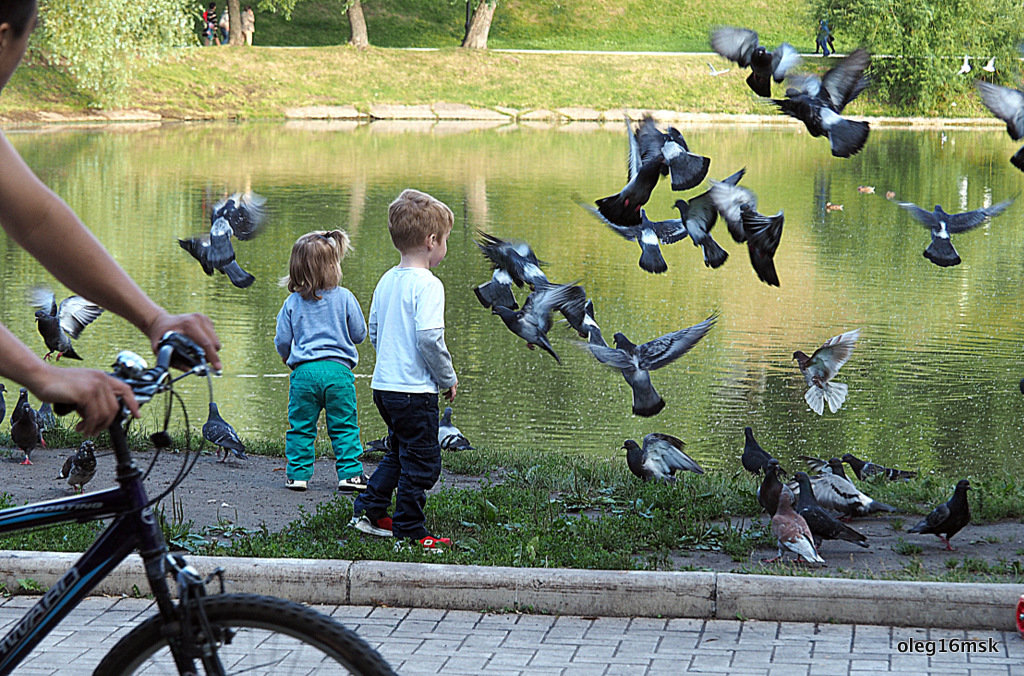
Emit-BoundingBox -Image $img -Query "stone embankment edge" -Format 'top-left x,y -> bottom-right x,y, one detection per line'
1,551 -> 1020,630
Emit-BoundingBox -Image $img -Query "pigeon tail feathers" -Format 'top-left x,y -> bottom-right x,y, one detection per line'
1011,146 -> 1024,172
596,193 -> 642,227
701,237 -> 729,269
638,243 -> 669,274
804,386 -> 825,415
223,261 -> 256,288
668,153 -> 711,191
923,237 -> 961,267
822,381 -> 849,413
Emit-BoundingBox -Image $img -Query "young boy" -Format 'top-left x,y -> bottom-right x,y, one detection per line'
350,189 -> 457,550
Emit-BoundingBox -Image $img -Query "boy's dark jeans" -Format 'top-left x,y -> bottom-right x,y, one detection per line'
353,390 -> 441,540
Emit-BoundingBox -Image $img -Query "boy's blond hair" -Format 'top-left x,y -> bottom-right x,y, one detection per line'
387,189 -> 454,252
280,230 -> 352,301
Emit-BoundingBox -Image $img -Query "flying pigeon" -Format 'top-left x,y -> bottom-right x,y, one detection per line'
975,80 -> 1024,171
11,388 -> 42,465
211,191 -> 267,241
438,406 -> 473,451
673,197 -> 727,269
788,459 -> 895,518
28,287 -> 104,361
579,203 -> 687,274
581,299 -> 606,347
841,453 -> 916,481
492,281 -> 587,364
908,479 -> 971,551
896,198 -> 1013,267
709,175 -> 757,244
706,179 -> 784,285
793,329 -> 860,415
202,402 -> 247,463
757,458 -> 793,516
585,314 -> 716,417
741,426 -> 780,475
765,491 -> 825,565
710,26 -> 801,97
792,471 -> 869,549
659,124 -> 712,191
769,48 -> 872,158
57,440 -> 97,493
623,432 -> 704,482
473,231 -> 549,309
179,191 -> 266,289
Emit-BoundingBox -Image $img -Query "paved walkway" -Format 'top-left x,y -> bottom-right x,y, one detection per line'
1,596 -> 1021,675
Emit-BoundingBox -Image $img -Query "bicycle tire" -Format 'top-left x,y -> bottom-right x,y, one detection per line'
93,593 -> 396,676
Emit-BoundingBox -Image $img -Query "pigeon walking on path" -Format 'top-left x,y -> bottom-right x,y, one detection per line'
757,458 -> 792,516
793,329 -> 860,415
585,314 -> 716,417
202,402 -> 247,463
908,479 -> 971,551
976,80 -> 1024,171
896,198 -> 1013,267
56,440 -> 97,493
28,287 -> 104,361
766,491 -> 825,565
623,433 -> 704,482
438,407 -> 473,451
11,388 -> 42,465
741,426 -> 780,476
842,453 -> 917,481
769,48 -> 872,158
580,204 -> 687,274
792,471 -> 869,549
789,460 -> 895,518
473,231 -> 548,309
492,282 -> 588,364
710,26 -> 801,98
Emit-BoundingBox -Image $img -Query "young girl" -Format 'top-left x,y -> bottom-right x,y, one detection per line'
275,230 -> 367,492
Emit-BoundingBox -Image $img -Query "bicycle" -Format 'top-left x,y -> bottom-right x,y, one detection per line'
0,333 -> 396,675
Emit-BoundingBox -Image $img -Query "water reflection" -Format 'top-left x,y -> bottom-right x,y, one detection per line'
3,121 -> 1023,479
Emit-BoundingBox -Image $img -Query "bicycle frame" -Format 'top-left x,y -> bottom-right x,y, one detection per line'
0,423 -> 181,675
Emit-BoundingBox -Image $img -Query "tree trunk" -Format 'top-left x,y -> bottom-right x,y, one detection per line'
228,0 -> 243,46
461,0 -> 496,49
348,0 -> 369,48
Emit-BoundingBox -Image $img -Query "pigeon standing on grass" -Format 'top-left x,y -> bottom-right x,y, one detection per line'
438,407 -> 473,451
895,198 -> 1013,268
492,282 -> 588,364
908,479 -> 971,551
789,459 -> 895,518
841,453 -> 917,481
792,471 -> 869,549
56,440 -> 97,493
34,402 -> 56,434
28,287 -> 104,361
768,48 -> 872,158
11,388 -> 42,465
741,426 -> 780,475
202,402 -> 247,463
793,329 -> 860,415
623,433 -> 704,482
765,491 -> 825,565
710,26 -> 801,98
585,314 -> 717,417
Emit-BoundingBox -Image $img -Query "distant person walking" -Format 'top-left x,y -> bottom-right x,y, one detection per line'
218,8 -> 230,45
242,5 -> 255,46
815,19 -> 833,57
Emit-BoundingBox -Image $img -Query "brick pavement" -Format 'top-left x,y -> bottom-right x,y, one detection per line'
0,596 -> 1020,674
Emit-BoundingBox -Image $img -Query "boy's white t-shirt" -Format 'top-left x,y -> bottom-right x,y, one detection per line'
368,266 -> 446,393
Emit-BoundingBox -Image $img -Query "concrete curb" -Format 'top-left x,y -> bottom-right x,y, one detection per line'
1,552 -> 1020,630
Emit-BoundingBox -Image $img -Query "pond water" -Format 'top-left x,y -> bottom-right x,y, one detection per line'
3,120 -> 1023,478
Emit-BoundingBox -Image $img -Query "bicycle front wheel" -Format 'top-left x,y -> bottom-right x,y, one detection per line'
94,593 -> 395,676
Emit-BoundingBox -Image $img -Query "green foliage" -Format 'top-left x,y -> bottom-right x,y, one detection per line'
813,0 -> 1024,113
33,0 -> 194,106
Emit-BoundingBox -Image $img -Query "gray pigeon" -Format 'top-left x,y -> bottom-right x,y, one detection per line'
28,287 -> 104,361
707,181 -> 784,285
473,231 -> 548,309
579,203 -> 688,274
180,191 -> 266,288
907,479 -> 971,551
793,329 -> 860,415
57,440 -> 97,493
202,402 -> 247,463
842,453 -> 917,482
710,26 -> 801,98
788,461 -> 895,518
792,471 -> 869,549
623,432 -> 704,482
674,168 -> 746,271
595,115 -> 675,226
11,388 -> 42,465
178,233 -> 255,288
741,426 -> 780,475
896,198 -> 1013,267
365,435 -> 390,453
211,191 -> 267,241
585,314 -> 716,417
492,281 -> 587,364
975,80 -> 1024,172
34,402 -> 56,434
438,406 -> 473,451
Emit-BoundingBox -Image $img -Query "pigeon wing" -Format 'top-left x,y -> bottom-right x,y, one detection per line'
921,502 -> 951,532
710,26 -> 758,68
946,199 -> 1013,233
743,210 -> 785,286
798,455 -> 830,474
770,43 -> 802,82
644,432 -> 704,474
179,236 -> 216,275
522,283 -> 579,334
635,314 -> 717,371
646,213 -> 688,244
684,192 -> 721,241
710,179 -> 756,243
579,202 -> 641,242
820,48 -> 871,112
896,201 -> 939,228
27,287 -> 58,316
635,116 -> 668,171
975,81 -> 1024,140
807,329 -> 860,382
57,296 -> 104,339
219,191 -> 268,240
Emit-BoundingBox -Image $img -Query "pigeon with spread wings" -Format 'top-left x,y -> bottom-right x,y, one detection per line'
579,203 -> 687,274
793,329 -> 860,415
28,287 -> 104,361
976,80 -> 1024,172
710,26 -> 801,97
585,314 -> 716,417
492,282 -> 587,364
624,433 -> 704,482
473,231 -> 548,309
896,198 -> 1013,267
180,191 -> 266,288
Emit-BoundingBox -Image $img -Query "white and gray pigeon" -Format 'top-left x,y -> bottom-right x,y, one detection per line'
180,191 -> 266,288
975,80 -> 1024,172
707,180 -> 784,285
710,26 -> 801,98
202,402 -> 247,463
56,440 -> 97,493
28,287 -> 104,361
792,329 -> 860,415
766,491 -> 826,565
438,406 -> 473,451
896,198 -> 1013,267
492,281 -> 587,364
34,401 -> 56,434
788,460 -> 895,519
585,314 -> 717,417
674,168 -> 746,272
473,231 -> 548,309
579,203 -> 688,274
623,433 -> 704,482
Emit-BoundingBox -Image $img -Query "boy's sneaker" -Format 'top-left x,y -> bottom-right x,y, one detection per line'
285,479 -> 307,492
349,514 -> 393,537
338,474 -> 369,492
